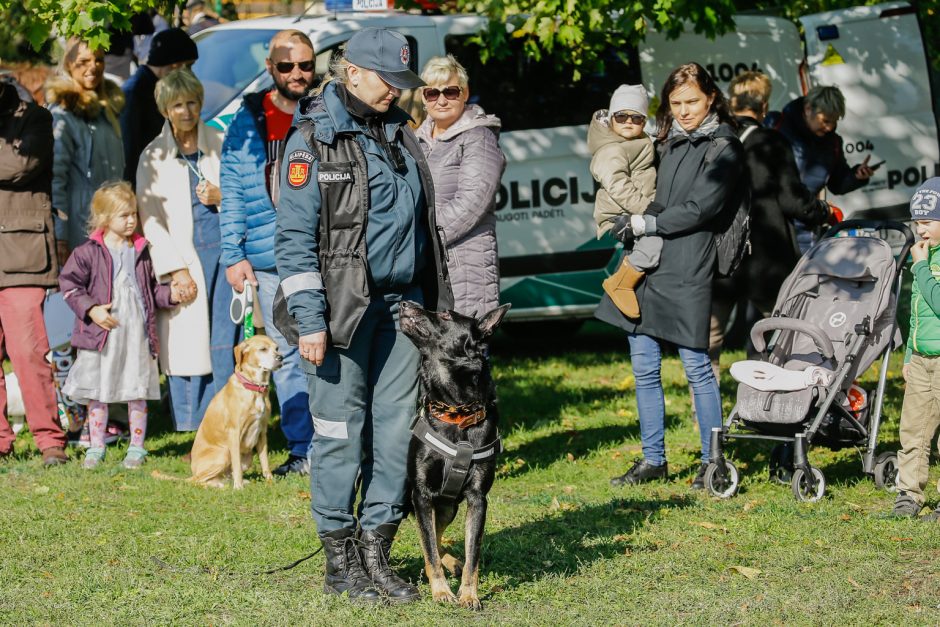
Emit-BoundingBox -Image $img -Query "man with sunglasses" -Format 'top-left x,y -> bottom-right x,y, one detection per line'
220,29 -> 316,477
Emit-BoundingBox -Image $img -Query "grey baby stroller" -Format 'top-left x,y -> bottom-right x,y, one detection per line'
704,220 -> 915,502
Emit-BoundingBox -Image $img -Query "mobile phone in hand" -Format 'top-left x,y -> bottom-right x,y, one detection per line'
869,159 -> 886,171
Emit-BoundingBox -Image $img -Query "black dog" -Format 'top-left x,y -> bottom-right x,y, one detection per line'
399,301 -> 510,611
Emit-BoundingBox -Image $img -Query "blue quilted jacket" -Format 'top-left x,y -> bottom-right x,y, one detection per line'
220,91 -> 277,270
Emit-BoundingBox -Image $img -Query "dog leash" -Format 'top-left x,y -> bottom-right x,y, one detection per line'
230,280 -> 255,339
150,544 -> 323,576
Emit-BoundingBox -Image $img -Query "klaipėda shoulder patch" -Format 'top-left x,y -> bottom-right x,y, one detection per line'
287,150 -> 315,189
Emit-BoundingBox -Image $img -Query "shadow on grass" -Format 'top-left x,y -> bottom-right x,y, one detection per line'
400,495 -> 695,589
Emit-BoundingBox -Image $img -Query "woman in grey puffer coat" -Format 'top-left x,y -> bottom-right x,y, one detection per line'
45,38 -> 124,253
415,55 -> 506,317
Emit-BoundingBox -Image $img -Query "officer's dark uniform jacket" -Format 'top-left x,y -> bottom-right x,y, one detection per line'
275,81 -> 452,349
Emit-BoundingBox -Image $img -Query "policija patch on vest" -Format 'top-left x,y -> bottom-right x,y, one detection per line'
286,150 -> 315,189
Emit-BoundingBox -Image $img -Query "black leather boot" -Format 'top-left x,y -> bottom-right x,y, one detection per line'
359,524 -> 420,604
610,459 -> 668,486
319,529 -> 383,603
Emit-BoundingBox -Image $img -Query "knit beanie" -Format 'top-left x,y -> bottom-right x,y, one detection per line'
147,28 -> 198,67
910,177 -> 940,221
609,84 -> 649,116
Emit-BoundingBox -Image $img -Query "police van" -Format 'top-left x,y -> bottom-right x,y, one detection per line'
191,2 -> 939,327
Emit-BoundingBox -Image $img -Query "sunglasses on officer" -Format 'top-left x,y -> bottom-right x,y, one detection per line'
272,60 -> 314,73
612,111 -> 646,125
423,86 -> 462,101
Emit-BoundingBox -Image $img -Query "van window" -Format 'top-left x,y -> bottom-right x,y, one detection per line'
193,28 -> 279,119
445,35 -> 641,132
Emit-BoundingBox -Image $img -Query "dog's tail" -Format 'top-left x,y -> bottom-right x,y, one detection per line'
150,470 -> 182,482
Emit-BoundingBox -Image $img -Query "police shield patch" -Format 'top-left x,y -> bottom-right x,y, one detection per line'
286,150 -> 314,189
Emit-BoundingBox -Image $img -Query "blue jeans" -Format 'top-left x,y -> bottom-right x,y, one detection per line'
168,230 -> 238,432
627,333 -> 722,464
255,269 -> 313,458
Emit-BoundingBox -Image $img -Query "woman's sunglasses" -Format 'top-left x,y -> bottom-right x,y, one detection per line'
273,60 -> 314,73
423,86 -> 462,101
612,111 -> 646,125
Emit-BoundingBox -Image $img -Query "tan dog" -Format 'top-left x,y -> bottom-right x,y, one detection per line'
190,335 -> 283,489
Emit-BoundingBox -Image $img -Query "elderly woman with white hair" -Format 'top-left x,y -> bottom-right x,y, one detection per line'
415,55 -> 507,317
136,69 -> 238,432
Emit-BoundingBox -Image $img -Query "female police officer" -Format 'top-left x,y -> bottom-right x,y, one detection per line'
275,28 -> 451,604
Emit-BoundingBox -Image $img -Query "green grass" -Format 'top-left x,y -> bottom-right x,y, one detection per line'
2,321 -> 938,625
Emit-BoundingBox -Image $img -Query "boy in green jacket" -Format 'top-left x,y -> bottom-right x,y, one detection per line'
894,177 -> 940,519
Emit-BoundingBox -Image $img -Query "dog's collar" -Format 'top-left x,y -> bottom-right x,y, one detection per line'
427,399 -> 486,429
236,371 -> 268,394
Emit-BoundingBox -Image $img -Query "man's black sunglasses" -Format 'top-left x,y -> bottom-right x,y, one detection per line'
273,60 -> 314,73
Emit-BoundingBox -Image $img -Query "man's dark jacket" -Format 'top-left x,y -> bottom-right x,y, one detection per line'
0,87 -> 58,289
120,65 -> 163,183
768,96 -> 867,197
732,115 -> 833,310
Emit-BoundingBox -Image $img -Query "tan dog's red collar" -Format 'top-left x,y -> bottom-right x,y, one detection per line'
427,399 -> 486,429
236,371 -> 268,395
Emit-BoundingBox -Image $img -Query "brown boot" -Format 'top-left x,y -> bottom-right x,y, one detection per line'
41,446 -> 68,466
603,260 -> 644,319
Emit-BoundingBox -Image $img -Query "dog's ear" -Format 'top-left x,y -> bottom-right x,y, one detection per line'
233,341 -> 246,368
476,303 -> 511,337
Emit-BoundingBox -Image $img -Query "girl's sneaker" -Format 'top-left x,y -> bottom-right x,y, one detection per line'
122,446 -> 148,469
82,447 -> 105,469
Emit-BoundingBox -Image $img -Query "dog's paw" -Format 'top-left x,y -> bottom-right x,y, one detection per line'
441,554 -> 463,577
431,587 -> 457,604
263,473 -> 274,482
457,588 -> 482,611
233,482 -> 245,490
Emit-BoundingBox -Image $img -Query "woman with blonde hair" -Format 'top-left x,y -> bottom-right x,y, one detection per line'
46,38 -> 125,255
415,54 -> 506,316
137,69 -> 237,432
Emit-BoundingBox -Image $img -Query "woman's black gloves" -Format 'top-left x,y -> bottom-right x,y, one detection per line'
610,214 -> 635,246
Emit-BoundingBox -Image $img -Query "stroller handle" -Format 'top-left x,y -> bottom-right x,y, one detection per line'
751,317 -> 835,360
822,219 -> 916,272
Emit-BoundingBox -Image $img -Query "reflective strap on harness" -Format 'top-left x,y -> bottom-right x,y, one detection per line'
410,419 -> 503,502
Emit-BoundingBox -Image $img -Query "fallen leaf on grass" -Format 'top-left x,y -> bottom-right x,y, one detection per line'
563,485 -> 575,494
33,486 -> 49,495
891,537 -> 913,542
550,496 -> 560,511
729,565 -> 762,579
840,513 -> 852,521
296,491 -> 310,500
566,452 -> 575,462
690,521 -> 728,533
743,500 -> 761,512
611,451 -> 623,459
846,501 -> 864,511
848,577 -> 862,589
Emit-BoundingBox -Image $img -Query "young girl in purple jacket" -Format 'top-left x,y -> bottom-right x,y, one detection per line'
59,182 -> 180,469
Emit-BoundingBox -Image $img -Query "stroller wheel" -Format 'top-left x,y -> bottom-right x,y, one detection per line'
704,461 -> 740,499
873,452 -> 899,493
791,467 -> 826,503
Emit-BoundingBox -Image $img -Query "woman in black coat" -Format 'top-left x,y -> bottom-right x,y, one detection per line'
597,63 -> 745,489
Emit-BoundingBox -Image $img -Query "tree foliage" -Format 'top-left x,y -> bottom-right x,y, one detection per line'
406,0 -> 739,79
0,0 -> 176,57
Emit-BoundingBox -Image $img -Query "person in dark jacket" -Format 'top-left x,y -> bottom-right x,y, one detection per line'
275,28 -> 452,604
221,29 -> 316,476
709,72 -> 841,369
767,86 -> 874,252
58,182 -> 178,469
0,80 -> 69,466
120,28 -> 198,184
597,62 -> 744,490
415,54 -> 506,317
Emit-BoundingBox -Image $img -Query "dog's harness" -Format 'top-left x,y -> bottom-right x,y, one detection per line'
411,402 -> 502,502
235,371 -> 268,395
